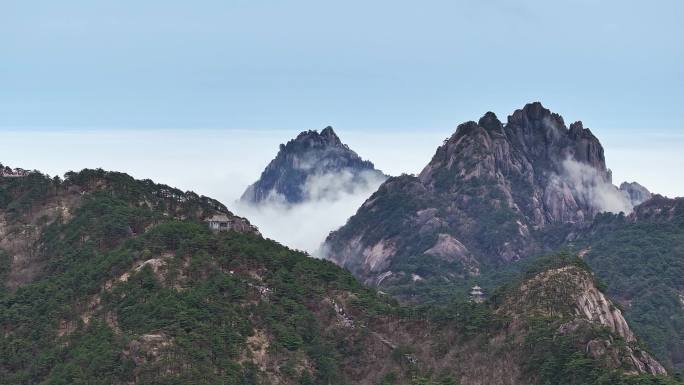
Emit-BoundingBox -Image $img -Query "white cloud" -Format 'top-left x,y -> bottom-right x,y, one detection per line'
560,158 -> 633,214
232,170 -> 386,255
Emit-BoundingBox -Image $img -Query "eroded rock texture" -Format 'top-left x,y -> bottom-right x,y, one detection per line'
240,126 -> 386,204
325,102 -> 638,292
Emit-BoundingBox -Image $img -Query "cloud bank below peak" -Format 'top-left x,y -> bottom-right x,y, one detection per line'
232,169 -> 386,255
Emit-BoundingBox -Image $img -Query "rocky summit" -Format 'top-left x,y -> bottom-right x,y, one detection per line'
619,181 -> 653,206
321,102 -> 684,374
240,126 -> 387,205
324,102 -> 638,293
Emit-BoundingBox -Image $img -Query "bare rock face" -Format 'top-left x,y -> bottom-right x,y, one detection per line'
620,181 -> 652,206
423,233 -> 480,275
503,266 -> 634,340
324,103 -> 636,293
240,126 -> 387,204
501,264 -> 667,377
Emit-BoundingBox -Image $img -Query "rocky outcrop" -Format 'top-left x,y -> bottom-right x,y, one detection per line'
240,126 -> 387,204
620,181 -> 652,206
417,103 -> 626,226
502,266 -> 635,340
423,233 -> 480,276
573,193 -> 684,373
324,103 -> 636,295
629,194 -> 683,223
347,261 -> 672,384
500,264 -> 667,376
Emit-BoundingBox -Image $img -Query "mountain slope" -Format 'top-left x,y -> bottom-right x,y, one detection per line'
324,102 -> 633,298
570,195 -> 684,373
240,126 -> 387,205
493,255 -> 667,381
0,168 -> 674,385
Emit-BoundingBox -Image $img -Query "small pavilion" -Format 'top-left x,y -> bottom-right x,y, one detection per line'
470,285 -> 485,303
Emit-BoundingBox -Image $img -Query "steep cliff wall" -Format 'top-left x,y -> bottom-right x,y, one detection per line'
325,103 -> 635,297
240,126 -> 386,204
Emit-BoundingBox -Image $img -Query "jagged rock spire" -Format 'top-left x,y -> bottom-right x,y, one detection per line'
241,126 -> 386,204
320,126 -> 342,146
325,102 -> 641,298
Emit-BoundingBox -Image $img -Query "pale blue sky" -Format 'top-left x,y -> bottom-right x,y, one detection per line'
2,0 -> 683,252
2,0 -> 683,131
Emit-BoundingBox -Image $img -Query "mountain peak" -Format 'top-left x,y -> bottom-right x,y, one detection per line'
320,125 -> 339,140
478,111 -> 503,131
241,126 -> 386,204
620,181 -> 653,207
326,103 -> 633,298
290,126 -> 343,149
568,120 -> 584,136
506,101 -> 566,132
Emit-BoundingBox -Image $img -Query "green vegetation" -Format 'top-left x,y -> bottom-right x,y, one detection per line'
523,316 -> 678,385
328,171 -> 528,303
0,170 -> 396,384
1,169 -> 682,385
572,208 -> 684,374
489,254 -> 678,385
331,174 -> 431,251
0,172 -> 55,220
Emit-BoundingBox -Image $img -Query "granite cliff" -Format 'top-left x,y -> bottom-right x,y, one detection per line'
240,126 -> 387,205
324,102 -> 636,293
620,181 -> 652,207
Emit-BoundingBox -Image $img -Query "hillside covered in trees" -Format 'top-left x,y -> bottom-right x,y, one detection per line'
570,196 -> 684,372
0,169 -> 679,385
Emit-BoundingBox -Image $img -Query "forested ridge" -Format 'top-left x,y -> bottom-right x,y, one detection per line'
0,169 -> 680,384
571,199 -> 684,373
